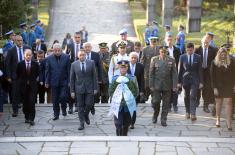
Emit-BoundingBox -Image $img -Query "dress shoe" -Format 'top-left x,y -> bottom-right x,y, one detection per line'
191,115 -> 197,121
68,108 -> 73,114
78,124 -> 84,130
85,115 -> 90,125
203,106 -> 210,113
228,127 -> 232,131
173,106 -> 178,112
91,107 -> 95,115
62,111 -> 67,116
25,120 -> 30,123
30,121 -> 35,126
161,121 -> 167,127
185,113 -> 190,119
53,116 -> 59,121
215,124 -> 220,128
130,124 -> 135,129
12,113 -> 18,117
152,117 -> 157,124
74,107 -> 78,112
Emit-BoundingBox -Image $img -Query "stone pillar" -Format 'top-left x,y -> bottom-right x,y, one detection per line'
233,1 -> 235,48
146,0 -> 156,23
187,0 -> 202,33
162,0 -> 174,26
32,0 -> 38,21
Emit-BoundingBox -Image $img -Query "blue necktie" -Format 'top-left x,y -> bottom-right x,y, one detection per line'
19,48 -> 23,62
131,64 -> 135,75
82,62 -> 85,74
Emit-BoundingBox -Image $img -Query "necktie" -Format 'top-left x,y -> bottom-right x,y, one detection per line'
82,62 -> 85,73
189,55 -> 192,66
36,45 -> 39,51
76,44 -> 79,58
203,48 -> 207,68
26,62 -> 30,74
87,54 -> 90,60
131,64 -> 135,75
19,48 -> 23,62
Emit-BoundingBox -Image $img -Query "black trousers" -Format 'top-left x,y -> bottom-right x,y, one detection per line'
170,91 -> 178,108
22,85 -> 36,121
184,84 -> 198,115
114,108 -> 131,136
37,83 -> 45,103
11,80 -> 20,113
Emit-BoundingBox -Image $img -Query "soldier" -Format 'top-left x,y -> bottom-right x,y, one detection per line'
108,41 -> 129,83
149,46 -> 178,126
98,42 -> 110,103
19,22 -> 28,45
2,30 -> 16,58
109,60 -> 138,136
141,36 -> 160,101
28,24 -> 36,48
175,25 -> 185,54
151,21 -> 159,37
110,28 -> 134,56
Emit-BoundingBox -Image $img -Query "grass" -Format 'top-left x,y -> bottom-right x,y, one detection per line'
129,1 -> 235,53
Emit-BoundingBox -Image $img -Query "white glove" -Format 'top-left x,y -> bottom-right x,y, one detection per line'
0,70 -> 3,77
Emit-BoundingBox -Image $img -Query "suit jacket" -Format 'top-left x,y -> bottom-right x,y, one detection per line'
178,53 -> 203,87
32,43 -> 47,53
127,62 -> 145,93
79,30 -> 88,43
16,60 -> 39,93
66,42 -> 83,62
89,51 -> 103,82
167,45 -> 181,69
62,38 -> 73,49
38,58 -> 47,83
70,59 -> 98,94
45,53 -> 70,87
5,45 -> 31,80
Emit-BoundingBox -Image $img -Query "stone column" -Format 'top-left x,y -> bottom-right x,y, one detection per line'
233,1 -> 235,48
32,0 -> 39,21
187,0 -> 202,33
146,0 -> 156,23
162,0 -> 174,27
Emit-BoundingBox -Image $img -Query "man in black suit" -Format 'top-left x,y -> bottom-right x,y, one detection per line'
70,49 -> 98,130
165,33 -> 182,112
133,41 -> 143,63
32,39 -> 47,58
195,37 -> 217,114
178,43 -> 203,121
37,50 -> 46,104
66,32 -> 83,63
5,35 -> 31,117
83,42 -> 102,114
127,52 -> 144,129
16,49 -> 39,125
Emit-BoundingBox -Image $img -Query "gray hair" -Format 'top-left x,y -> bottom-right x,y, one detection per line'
129,52 -> 138,58
53,43 -> 61,49
83,42 -> 92,47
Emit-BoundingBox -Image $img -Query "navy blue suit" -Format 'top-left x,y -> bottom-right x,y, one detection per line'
45,53 -> 70,117
178,53 -> 203,115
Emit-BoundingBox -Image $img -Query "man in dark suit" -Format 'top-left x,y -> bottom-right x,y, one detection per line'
195,37 -> 217,114
32,39 -> 47,58
127,52 -> 144,129
133,41 -> 143,63
165,33 -> 182,112
70,49 -> 98,130
79,26 -> 88,44
83,42 -> 102,113
178,43 -> 203,121
16,49 -> 39,125
66,32 -> 83,63
45,43 -> 70,120
5,35 -> 31,117
37,50 -> 46,104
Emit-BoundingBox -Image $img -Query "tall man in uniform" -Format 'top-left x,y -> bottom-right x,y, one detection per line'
19,22 -> 28,45
2,30 -> 16,57
110,28 -> 134,56
141,36 -> 159,101
6,35 -> 31,117
149,46 -> 178,126
98,42 -> 110,103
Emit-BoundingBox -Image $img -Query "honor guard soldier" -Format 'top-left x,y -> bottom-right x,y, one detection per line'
98,42 -> 110,103
28,24 -> 36,48
20,22 -> 28,45
108,41 -> 129,83
2,30 -> 15,57
141,36 -> 160,101
110,28 -> 134,57
109,60 -> 138,136
149,46 -> 178,126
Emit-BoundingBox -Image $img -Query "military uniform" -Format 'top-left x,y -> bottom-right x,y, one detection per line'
98,42 -> 110,103
109,60 -> 138,136
2,30 -> 15,58
28,24 -> 36,48
149,54 -> 177,126
141,44 -> 159,99
110,40 -> 134,56
20,22 -> 28,45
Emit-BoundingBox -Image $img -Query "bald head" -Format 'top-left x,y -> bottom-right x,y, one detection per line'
24,49 -> 33,62
83,42 -> 92,53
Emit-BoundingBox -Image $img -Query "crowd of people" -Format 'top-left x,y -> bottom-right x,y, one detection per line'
0,20 -> 235,136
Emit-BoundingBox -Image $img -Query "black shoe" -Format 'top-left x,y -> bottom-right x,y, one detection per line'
75,107 -> 78,112
53,116 -> 59,121
12,113 -> 18,117
30,121 -> 35,126
130,124 -> 135,129
161,121 -> 167,127
78,124 -> 84,130
173,106 -> 178,112
203,106 -> 210,113
91,107 -> 95,115
62,111 -> 67,116
152,116 -> 157,124
68,108 -> 73,114
85,115 -> 90,125
25,120 -> 30,123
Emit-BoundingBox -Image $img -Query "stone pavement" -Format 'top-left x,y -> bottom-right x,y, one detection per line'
47,0 -> 136,50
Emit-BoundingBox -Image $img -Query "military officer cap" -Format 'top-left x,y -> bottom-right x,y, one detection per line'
98,42 -> 108,48
19,22 -> 27,28
117,60 -> 129,67
116,40 -> 127,48
4,30 -> 14,36
148,36 -> 158,41
206,32 -> 214,36
164,25 -> 171,29
152,21 -> 158,25
159,46 -> 168,52
30,24 -> 36,28
119,28 -> 128,35
35,20 -> 41,23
